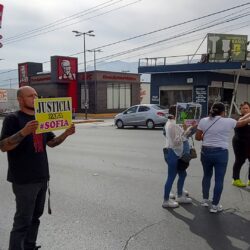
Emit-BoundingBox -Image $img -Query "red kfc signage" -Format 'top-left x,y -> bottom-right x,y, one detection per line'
57,57 -> 78,81
18,63 -> 29,86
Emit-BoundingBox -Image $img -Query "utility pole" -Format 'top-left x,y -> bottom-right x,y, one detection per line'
88,49 -> 102,113
72,30 -> 95,119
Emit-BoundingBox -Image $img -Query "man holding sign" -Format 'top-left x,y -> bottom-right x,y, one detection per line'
0,86 -> 75,250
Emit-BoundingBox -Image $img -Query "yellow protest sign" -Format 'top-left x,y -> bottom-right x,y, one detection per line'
34,97 -> 72,134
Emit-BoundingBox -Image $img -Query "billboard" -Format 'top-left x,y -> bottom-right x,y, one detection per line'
207,33 -> 248,62
51,56 -> 78,82
18,63 -> 29,86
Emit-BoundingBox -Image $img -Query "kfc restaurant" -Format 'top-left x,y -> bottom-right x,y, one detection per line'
18,56 -> 141,114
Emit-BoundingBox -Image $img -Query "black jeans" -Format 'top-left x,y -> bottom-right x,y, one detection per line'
9,181 -> 47,250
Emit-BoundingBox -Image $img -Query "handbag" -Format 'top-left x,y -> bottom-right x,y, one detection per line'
190,148 -> 197,159
177,158 -> 190,171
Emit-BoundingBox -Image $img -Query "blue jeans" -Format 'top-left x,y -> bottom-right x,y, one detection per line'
183,140 -> 190,156
9,182 -> 47,250
163,148 -> 187,200
201,147 -> 228,205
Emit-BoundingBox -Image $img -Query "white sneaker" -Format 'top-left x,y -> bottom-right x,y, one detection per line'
174,189 -> 189,198
201,199 -> 209,207
169,192 -> 175,199
209,204 -> 223,213
162,199 -> 179,208
183,189 -> 189,197
175,196 -> 192,204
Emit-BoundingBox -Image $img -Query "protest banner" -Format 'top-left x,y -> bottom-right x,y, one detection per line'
34,97 -> 72,134
176,102 -> 201,125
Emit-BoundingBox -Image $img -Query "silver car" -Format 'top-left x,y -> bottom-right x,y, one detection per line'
114,104 -> 168,129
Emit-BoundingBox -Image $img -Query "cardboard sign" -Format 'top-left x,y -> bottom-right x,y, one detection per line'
176,102 -> 201,125
34,97 -> 72,134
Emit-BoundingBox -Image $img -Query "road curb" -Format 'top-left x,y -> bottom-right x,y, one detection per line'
73,119 -> 105,124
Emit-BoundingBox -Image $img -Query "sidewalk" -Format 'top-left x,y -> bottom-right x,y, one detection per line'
73,113 -> 116,124
75,113 -> 117,119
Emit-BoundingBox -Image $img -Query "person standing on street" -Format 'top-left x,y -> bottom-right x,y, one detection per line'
195,102 -> 250,213
232,101 -> 250,187
0,86 -> 75,250
162,105 -> 192,208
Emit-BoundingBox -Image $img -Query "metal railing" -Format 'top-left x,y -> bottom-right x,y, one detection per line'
138,54 -> 205,67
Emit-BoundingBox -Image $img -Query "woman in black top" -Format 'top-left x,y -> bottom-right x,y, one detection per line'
232,101 -> 250,187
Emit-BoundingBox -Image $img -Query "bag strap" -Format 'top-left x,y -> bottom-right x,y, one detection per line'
191,136 -> 195,147
203,117 -> 221,136
47,181 -> 52,215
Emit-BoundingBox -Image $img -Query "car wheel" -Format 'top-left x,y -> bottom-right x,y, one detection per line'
116,119 -> 124,129
146,119 -> 155,129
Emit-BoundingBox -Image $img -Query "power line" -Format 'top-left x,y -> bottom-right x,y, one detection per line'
93,2 -> 250,50
3,0 -> 141,45
71,3 -> 250,64
0,2 -> 250,84
94,11 -> 250,64
3,0 -> 120,42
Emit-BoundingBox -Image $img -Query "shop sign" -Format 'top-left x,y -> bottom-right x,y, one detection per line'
193,86 -> 208,117
207,33 -> 248,62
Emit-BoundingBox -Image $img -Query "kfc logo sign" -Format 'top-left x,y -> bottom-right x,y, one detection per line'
57,57 -> 78,81
18,64 -> 29,86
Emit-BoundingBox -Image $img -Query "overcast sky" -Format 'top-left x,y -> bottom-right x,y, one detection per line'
0,0 -> 250,84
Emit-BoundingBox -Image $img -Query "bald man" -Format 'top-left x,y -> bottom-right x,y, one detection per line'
0,86 -> 75,250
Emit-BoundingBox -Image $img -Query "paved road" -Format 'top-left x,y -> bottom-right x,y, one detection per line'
0,120 -> 249,250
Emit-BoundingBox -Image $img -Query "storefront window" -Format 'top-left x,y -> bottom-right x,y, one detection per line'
107,83 -> 131,109
160,89 -> 192,108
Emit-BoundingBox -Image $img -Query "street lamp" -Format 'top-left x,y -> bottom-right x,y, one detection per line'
87,49 -> 102,113
87,49 -> 102,71
72,30 -> 95,119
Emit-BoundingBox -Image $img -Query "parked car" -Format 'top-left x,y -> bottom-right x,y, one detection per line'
114,104 -> 168,129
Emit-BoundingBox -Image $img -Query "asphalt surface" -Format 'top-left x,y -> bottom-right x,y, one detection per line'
0,119 -> 249,250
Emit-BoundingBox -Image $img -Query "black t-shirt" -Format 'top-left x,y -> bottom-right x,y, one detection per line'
234,115 -> 250,141
0,111 -> 55,184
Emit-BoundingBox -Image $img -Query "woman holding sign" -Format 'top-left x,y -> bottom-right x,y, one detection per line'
162,105 -> 193,208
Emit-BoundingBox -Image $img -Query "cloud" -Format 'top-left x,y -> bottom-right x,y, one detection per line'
0,0 -> 249,84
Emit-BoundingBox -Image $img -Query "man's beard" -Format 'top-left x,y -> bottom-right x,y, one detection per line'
24,105 -> 35,111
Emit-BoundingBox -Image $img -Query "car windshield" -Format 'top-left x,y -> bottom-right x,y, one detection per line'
151,105 -> 167,110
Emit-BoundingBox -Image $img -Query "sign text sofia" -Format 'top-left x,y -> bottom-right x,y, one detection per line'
34,97 -> 72,134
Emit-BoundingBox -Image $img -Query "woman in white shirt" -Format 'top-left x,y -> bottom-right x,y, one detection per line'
195,102 -> 250,213
162,105 -> 192,208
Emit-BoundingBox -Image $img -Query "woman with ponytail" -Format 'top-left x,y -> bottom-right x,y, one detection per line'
195,102 -> 250,213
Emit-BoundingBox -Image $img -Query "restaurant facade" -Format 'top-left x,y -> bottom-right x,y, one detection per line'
18,56 -> 141,113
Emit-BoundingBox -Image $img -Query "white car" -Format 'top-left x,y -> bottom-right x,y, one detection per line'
114,104 -> 168,129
